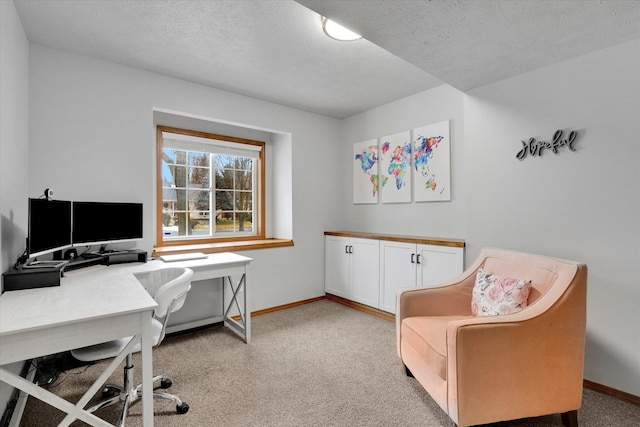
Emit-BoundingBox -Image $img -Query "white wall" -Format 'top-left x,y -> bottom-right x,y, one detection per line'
0,0 -> 29,278
0,0 -> 30,416
464,38 -> 640,396
341,84 -> 467,241
27,44 -> 343,311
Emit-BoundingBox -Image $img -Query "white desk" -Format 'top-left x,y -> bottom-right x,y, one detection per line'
0,252 -> 252,427
0,267 -> 157,427
132,252 -> 253,343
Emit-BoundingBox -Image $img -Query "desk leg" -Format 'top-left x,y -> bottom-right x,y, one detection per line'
140,311 -> 154,427
222,273 -> 251,343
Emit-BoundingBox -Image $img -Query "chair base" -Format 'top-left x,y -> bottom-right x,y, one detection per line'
86,355 -> 189,426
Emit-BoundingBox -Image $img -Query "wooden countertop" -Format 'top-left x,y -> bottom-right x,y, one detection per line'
324,231 -> 465,248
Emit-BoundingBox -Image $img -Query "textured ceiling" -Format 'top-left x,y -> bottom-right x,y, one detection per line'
299,0 -> 640,91
13,0 -> 640,119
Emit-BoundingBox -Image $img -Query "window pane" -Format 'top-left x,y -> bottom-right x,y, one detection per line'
234,169 -> 252,190
235,213 -> 253,232
215,169 -> 234,189
215,215 -> 252,233
235,157 -> 252,170
188,211 -> 210,236
188,152 -> 209,167
172,165 -> 188,188
215,212 -> 235,233
162,163 -> 187,187
235,192 -> 252,211
188,167 -> 210,188
215,191 -> 233,211
168,211 -> 188,237
189,190 -> 210,211
162,188 -> 177,208
174,150 -> 188,165
161,194 -> 177,237
215,155 -> 235,169
163,149 -> 179,164
174,189 -> 188,211
161,160 -> 175,187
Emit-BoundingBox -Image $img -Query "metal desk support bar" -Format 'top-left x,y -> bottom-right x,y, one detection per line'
0,336 -> 139,427
223,273 -> 250,343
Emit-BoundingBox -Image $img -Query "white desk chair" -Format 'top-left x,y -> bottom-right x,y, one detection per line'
71,267 -> 194,426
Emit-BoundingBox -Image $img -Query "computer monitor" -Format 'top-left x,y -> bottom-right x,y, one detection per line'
72,201 -> 143,250
27,198 -> 73,259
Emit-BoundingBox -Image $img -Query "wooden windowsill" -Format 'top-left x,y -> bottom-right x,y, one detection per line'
152,238 -> 294,257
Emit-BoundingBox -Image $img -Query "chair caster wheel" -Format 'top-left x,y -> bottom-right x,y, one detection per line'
176,402 -> 189,414
160,378 -> 172,389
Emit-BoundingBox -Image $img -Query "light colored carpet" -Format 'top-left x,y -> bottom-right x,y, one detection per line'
19,299 -> 640,426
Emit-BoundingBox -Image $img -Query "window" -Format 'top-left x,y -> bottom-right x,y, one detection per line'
156,126 -> 265,247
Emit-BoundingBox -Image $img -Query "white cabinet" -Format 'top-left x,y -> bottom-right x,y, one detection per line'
417,244 -> 464,287
324,235 -> 380,307
326,232 -> 465,315
379,241 -> 464,313
379,241 -> 416,313
349,238 -> 380,307
325,235 -> 351,299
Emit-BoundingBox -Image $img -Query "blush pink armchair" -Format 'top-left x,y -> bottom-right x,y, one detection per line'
397,248 -> 587,427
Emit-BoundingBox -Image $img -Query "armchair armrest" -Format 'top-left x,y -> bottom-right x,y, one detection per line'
396,271 -> 476,357
397,281 -> 473,319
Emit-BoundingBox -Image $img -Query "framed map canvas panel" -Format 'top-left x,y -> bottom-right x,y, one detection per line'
353,139 -> 380,204
379,131 -> 411,203
412,120 -> 451,202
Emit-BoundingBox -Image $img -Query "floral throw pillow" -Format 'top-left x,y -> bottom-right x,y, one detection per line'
471,268 -> 532,316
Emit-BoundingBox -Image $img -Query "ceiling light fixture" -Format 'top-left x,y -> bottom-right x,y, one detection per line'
321,17 -> 362,41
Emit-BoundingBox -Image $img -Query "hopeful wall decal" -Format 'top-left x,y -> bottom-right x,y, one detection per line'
516,130 -> 578,160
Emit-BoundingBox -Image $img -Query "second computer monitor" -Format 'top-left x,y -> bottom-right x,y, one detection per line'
72,201 -> 143,248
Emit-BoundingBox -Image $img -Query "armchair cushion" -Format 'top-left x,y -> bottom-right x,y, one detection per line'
402,315 -> 469,381
471,268 -> 532,316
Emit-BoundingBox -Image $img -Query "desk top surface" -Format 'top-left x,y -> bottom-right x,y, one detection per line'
0,252 -> 251,337
0,266 -> 156,337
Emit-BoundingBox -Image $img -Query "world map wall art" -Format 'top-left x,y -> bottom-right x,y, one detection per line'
380,131 -> 412,203
353,139 -> 379,204
353,120 -> 451,204
412,120 -> 451,202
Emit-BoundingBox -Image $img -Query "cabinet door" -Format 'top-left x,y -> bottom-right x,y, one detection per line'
417,244 -> 464,287
325,235 -> 350,298
379,241 -> 417,314
349,238 -> 380,307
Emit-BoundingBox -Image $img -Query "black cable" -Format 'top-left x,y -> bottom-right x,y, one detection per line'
48,364 -> 92,389
12,248 -> 28,269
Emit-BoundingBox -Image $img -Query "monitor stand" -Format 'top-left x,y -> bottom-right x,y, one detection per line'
85,244 -> 128,257
81,248 -> 148,265
23,260 -> 68,269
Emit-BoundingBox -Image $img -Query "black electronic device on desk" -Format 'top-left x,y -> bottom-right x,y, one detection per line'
97,249 -> 148,265
2,196 -> 72,292
2,263 -> 64,292
61,255 -> 107,274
